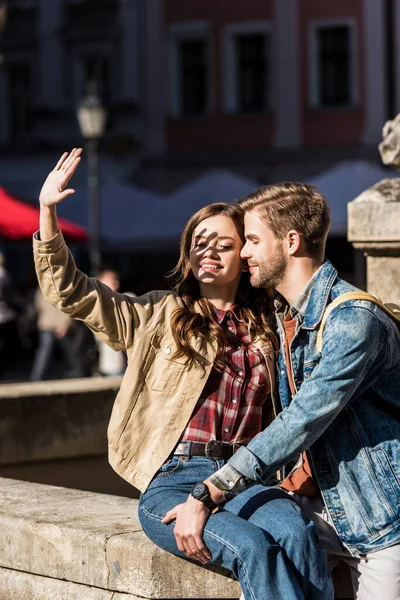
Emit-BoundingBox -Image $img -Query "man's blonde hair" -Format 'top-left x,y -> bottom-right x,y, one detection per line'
239,182 -> 331,261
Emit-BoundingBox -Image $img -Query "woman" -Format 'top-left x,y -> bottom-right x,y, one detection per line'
34,149 -> 332,599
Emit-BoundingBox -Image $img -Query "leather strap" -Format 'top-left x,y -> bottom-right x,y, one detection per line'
316,291 -> 400,353
174,440 -> 240,459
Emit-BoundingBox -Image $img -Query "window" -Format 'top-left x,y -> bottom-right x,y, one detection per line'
169,22 -> 211,118
7,62 -> 32,140
178,39 -> 207,116
223,23 -> 271,115
310,22 -> 357,108
236,33 -> 268,113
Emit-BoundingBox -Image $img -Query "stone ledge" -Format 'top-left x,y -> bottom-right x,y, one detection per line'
0,378 -> 121,465
0,567 -> 142,600
0,376 -> 122,399
0,478 -> 240,599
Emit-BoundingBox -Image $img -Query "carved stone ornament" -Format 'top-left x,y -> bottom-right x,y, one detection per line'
354,177 -> 400,203
379,114 -> 400,169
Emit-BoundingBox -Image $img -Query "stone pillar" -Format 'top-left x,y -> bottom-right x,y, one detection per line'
38,0 -> 64,108
394,0 -> 400,115
362,0 -> 387,144
348,179 -> 400,301
273,0 -> 301,148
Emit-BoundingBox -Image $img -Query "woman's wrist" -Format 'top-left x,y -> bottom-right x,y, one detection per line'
39,204 -> 59,241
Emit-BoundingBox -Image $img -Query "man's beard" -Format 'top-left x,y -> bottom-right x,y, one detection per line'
250,249 -> 287,290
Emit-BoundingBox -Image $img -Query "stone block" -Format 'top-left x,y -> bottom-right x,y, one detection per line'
106,530 -> 239,598
348,178 -> 400,243
0,377 -> 121,465
0,478 -> 240,598
0,567 -> 116,600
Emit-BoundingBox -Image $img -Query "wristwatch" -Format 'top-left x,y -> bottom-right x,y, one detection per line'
190,482 -> 219,513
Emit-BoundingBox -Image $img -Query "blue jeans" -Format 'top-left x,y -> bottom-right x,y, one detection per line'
139,456 -> 333,600
30,330 -> 79,381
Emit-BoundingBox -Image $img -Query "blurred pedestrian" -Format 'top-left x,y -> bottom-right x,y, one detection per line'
96,268 -> 126,377
30,288 -> 79,381
0,251 -> 23,373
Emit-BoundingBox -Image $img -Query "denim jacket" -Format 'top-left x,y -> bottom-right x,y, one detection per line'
228,260 -> 400,555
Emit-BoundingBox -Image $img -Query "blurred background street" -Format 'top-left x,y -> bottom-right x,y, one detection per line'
0,0 -> 398,382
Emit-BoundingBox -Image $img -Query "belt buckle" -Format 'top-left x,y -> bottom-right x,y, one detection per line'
205,440 -> 218,459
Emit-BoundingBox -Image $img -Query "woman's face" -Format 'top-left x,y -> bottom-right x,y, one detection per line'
189,215 -> 244,288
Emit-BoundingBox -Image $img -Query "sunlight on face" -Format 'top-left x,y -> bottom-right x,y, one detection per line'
241,211 -> 287,289
189,215 -> 244,289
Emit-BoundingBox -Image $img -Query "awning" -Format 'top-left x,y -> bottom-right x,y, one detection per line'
0,187 -> 88,242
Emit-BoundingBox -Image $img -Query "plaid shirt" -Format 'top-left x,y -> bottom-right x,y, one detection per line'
182,305 -> 271,445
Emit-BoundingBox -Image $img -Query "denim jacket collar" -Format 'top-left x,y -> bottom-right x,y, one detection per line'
301,260 -> 338,330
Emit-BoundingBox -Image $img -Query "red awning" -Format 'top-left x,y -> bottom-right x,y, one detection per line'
0,187 -> 88,242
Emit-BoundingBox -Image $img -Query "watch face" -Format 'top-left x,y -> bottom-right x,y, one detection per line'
192,483 -> 207,499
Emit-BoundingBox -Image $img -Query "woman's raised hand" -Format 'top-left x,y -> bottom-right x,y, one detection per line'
39,148 -> 82,208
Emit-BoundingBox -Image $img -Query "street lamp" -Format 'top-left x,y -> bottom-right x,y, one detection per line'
77,84 -> 107,275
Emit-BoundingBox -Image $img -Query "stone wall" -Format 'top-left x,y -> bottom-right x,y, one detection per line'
0,478 -> 241,600
0,377 -> 138,498
348,177 -> 400,301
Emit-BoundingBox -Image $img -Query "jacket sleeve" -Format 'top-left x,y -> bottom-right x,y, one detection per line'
33,230 -> 169,352
226,303 -> 388,483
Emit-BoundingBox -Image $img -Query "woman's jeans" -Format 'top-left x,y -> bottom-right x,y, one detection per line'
139,455 -> 333,600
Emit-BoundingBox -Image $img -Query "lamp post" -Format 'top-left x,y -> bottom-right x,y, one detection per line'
77,85 -> 107,275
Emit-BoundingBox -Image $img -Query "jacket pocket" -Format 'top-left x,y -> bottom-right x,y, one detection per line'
145,333 -> 186,391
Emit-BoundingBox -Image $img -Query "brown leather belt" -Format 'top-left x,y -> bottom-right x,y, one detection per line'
173,440 -> 241,460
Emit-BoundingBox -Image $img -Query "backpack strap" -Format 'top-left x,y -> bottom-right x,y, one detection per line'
316,291 -> 400,353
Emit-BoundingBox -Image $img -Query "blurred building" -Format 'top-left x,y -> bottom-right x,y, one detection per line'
0,0 -> 398,192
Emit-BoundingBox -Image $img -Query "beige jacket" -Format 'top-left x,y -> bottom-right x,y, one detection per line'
33,231 -> 278,492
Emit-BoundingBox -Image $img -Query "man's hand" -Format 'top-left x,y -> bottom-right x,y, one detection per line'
162,496 -> 212,565
39,148 -> 82,208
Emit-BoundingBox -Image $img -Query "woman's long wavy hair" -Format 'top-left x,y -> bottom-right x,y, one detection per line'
168,203 -> 276,369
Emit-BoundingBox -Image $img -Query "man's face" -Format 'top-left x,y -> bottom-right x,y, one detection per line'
241,211 -> 288,290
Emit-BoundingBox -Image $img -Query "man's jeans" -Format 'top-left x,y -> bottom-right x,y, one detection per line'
293,493 -> 400,600
139,456 -> 333,600
30,330 -> 78,381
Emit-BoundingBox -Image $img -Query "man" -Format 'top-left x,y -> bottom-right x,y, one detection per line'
195,182 -> 400,599
30,287 -> 78,381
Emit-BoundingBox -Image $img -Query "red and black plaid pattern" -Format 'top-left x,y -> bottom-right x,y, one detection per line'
182,306 -> 270,445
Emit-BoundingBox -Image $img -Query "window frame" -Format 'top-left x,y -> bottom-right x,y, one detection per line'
308,19 -> 358,109
222,21 -> 272,115
168,20 -> 212,118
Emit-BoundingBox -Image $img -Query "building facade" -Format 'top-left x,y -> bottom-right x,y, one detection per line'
0,0 -> 398,194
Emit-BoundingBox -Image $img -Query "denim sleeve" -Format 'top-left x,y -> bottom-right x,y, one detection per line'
227,305 -> 388,483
